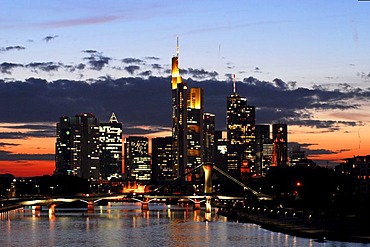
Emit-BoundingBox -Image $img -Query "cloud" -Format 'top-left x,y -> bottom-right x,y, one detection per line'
43,35 -> 59,42
40,16 -> 120,28
0,46 -> 26,52
181,68 -> 218,79
122,58 -> 144,64
26,62 -> 62,73
357,72 -> 370,80
145,56 -> 160,61
0,150 -> 54,161
0,62 -> 24,74
151,64 -> 163,70
124,65 -> 140,75
83,51 -> 111,71
0,76 -> 367,134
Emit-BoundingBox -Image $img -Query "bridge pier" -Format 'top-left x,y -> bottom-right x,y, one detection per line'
205,196 -> 212,213
33,205 -> 42,212
87,201 -> 94,212
141,199 -> 149,211
48,204 -> 56,215
193,200 -> 201,210
203,163 -> 213,194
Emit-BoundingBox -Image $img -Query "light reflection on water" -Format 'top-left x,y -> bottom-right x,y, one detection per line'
0,202 -> 367,247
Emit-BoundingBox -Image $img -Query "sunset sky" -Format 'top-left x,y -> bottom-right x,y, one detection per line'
1,0 -> 370,177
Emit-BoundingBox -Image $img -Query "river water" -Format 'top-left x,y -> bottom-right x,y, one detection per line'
0,202 -> 367,247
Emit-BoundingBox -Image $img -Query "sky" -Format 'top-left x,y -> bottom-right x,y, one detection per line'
1,0 -> 370,177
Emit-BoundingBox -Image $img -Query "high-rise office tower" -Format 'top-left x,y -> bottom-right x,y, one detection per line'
124,136 -> 151,182
203,113 -> 215,164
255,125 -> 271,175
55,113 -> 100,181
99,113 -> 123,180
186,87 -> 204,181
214,130 -> 228,171
226,76 -> 256,178
171,39 -> 188,179
152,136 -> 173,182
272,123 -> 288,166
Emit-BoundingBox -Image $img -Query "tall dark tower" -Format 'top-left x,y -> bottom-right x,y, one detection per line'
55,113 -> 100,181
99,113 -> 123,180
171,38 -> 188,179
203,112 -> 215,164
226,76 -> 255,178
186,87 -> 204,181
272,123 -> 288,166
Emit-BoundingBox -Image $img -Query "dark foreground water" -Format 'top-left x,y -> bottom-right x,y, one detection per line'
0,202 -> 368,247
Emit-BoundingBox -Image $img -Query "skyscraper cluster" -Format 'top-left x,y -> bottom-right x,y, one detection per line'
55,42 -> 290,185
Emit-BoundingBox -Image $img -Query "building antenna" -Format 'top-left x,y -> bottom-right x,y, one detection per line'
176,37 -> 180,57
233,74 -> 236,93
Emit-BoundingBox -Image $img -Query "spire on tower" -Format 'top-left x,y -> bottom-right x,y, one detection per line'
176,37 -> 179,57
109,112 -> 118,123
233,74 -> 236,93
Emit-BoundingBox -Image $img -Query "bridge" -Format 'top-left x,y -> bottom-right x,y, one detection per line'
0,163 -> 272,215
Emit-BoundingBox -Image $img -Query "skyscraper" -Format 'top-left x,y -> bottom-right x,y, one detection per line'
171,39 -> 188,179
203,112 -> 215,164
187,87 -> 204,181
152,136 -> 173,182
124,136 -> 151,182
255,125 -> 271,175
99,113 -> 122,180
272,123 -> 288,166
226,77 -> 256,178
55,113 -> 100,181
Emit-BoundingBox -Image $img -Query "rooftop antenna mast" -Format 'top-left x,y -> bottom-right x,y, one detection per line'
176,37 -> 180,57
233,74 -> 236,93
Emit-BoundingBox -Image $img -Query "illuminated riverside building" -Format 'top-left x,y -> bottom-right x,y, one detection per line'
55,113 -> 100,181
152,136 -> 173,182
226,76 -> 256,178
272,123 -> 288,166
124,136 -> 151,182
203,113 -> 215,164
255,125 -> 271,175
171,39 -> 188,179
186,87 -> 204,181
99,113 -> 123,180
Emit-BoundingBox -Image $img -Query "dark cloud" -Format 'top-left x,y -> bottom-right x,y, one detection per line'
357,72 -> 370,80
145,56 -> 160,61
122,58 -> 144,64
83,51 -> 111,71
0,142 -> 19,147
0,76 -> 366,134
0,46 -> 26,52
124,65 -> 140,75
0,62 -> 24,74
0,150 -> 54,161
151,64 -> 163,70
43,35 -> 59,42
26,62 -> 62,73
139,70 -> 152,77
181,68 -> 218,79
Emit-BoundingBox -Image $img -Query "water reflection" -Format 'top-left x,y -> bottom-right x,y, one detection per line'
0,203 -> 365,247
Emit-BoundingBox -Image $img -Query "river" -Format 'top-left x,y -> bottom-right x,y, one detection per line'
0,202 -> 367,247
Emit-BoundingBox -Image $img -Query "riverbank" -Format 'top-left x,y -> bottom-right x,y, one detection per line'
219,209 -> 370,243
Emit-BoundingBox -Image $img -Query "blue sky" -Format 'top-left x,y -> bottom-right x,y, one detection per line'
1,0 -> 370,87
2,0 -> 370,175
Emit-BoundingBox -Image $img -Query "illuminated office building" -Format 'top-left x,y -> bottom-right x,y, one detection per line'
99,113 -> 122,180
203,113 -> 215,164
55,113 -> 100,181
152,136 -> 173,182
214,130 -> 228,171
124,136 -> 151,182
186,87 -> 204,181
171,39 -> 188,179
255,125 -> 271,175
226,77 -> 256,178
272,123 -> 288,166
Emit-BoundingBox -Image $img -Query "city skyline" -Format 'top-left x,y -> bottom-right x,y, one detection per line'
1,1 -> 370,176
